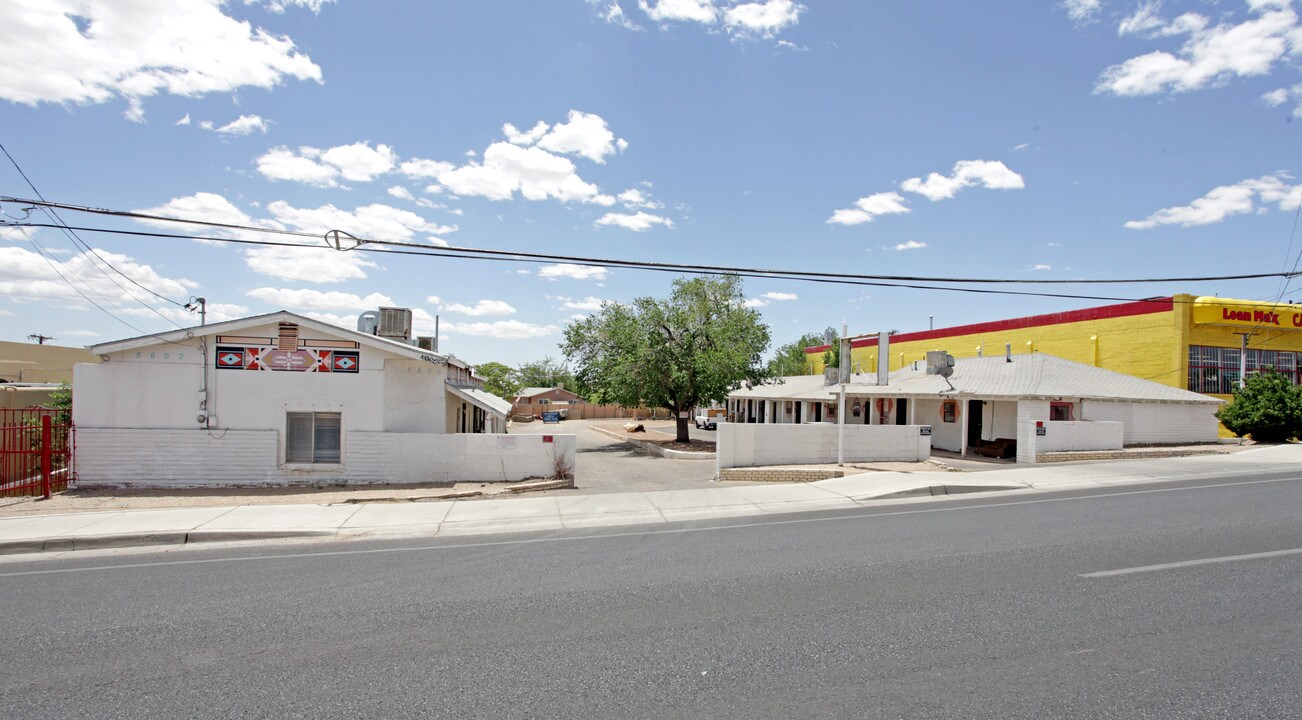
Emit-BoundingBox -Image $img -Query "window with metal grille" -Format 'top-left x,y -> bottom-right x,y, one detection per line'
286,412 -> 341,464
1187,346 -> 1300,394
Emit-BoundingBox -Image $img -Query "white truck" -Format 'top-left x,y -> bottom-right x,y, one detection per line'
694,407 -> 725,430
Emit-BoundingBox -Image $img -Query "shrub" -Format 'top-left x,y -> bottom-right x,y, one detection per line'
1216,371 -> 1302,443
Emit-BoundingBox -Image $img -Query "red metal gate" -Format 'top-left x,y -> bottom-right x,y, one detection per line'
0,407 -> 74,498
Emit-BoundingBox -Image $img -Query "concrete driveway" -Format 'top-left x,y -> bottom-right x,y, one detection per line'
509,418 -> 727,494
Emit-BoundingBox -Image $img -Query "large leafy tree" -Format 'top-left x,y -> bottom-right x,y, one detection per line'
768,328 -> 834,376
516,356 -> 575,391
562,275 -> 772,442
1216,371 -> 1302,443
473,361 -> 521,399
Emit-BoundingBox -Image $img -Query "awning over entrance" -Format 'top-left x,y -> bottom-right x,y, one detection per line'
446,384 -> 512,420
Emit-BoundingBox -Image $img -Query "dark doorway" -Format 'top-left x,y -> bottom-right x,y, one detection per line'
895,398 -> 908,425
813,403 -> 823,422
967,399 -> 984,445
795,402 -> 802,424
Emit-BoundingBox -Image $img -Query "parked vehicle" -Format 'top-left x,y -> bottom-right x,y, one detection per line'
694,407 -> 725,430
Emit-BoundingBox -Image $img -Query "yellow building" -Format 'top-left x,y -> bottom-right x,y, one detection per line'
805,294 -> 1302,404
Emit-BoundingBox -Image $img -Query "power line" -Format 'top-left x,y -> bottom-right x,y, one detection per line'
4,195 -> 1300,288
0,219 -> 1263,305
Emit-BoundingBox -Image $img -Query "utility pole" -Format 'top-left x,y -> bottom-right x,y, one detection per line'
186,297 -> 207,326
27,334 -> 55,345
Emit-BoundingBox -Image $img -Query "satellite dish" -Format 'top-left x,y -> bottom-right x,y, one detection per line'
938,365 -> 953,378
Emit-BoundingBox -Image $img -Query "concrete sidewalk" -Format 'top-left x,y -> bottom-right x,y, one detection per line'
2,445 -> 1298,555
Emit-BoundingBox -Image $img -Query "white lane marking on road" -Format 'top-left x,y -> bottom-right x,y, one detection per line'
1081,547 -> 1302,578
0,475 -> 1298,578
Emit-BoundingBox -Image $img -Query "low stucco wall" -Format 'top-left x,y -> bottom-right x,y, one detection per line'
1034,420 -> 1124,453
75,428 -> 575,486
716,422 -> 931,470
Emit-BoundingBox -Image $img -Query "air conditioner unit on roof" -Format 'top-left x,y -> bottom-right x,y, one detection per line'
377,307 -> 412,341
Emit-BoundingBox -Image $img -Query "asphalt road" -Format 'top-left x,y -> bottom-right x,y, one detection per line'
2,472 -> 1300,719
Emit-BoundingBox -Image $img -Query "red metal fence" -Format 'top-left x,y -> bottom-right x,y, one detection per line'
0,407 -> 73,498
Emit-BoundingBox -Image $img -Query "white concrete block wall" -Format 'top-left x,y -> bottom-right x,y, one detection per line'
716,423 -> 930,469
76,429 -> 283,486
75,428 -> 575,486
1036,421 -> 1124,452
1016,419 -> 1037,464
1081,401 -> 1220,444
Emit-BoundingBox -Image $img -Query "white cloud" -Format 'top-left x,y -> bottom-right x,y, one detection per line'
594,1 -> 643,30
1096,1 -> 1300,97
1062,0 -> 1101,23
762,291 -> 797,301
251,0 -> 337,13
1031,264 -> 1052,271
441,299 -> 517,317
175,114 -> 191,126
1013,142 -> 1030,151
0,0 -> 322,121
246,287 -> 393,311
900,160 -> 1025,201
634,0 -> 803,38
894,240 -> 927,251
742,298 -> 767,308
0,245 -> 197,306
1262,87 -> 1290,105
594,211 -> 675,231
399,158 -> 456,178
826,191 -> 911,225
58,329 -> 101,337
640,0 -> 718,24
243,246 -> 378,283
1124,174 -> 1302,229
209,114 -> 269,135
441,319 -> 559,339
503,120 -> 550,145
265,201 -> 457,240
256,147 -> 339,187
387,186 -> 415,201
535,110 -> 627,164
138,193 -> 452,283
256,141 -> 396,186
723,0 -> 804,38
617,188 -> 662,209
538,263 -> 610,281
320,142 -> 396,181
560,296 -> 606,311
436,142 -> 613,204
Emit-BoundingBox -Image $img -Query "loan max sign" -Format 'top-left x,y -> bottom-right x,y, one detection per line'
1194,303 -> 1302,329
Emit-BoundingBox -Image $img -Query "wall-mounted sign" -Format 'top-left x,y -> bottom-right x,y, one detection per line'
216,345 -> 359,373
920,425 -> 932,436
541,411 -> 561,424
1036,425 -> 1047,436
1192,298 -> 1302,330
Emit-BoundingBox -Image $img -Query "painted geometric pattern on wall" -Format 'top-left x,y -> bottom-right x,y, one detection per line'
215,346 -> 360,373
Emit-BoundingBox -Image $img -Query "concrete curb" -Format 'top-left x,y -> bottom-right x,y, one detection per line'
590,425 -> 716,460
863,482 -> 1030,500
0,529 -> 336,556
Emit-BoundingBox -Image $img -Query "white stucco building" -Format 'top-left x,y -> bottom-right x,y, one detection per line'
725,353 -> 1222,464
73,311 -> 574,486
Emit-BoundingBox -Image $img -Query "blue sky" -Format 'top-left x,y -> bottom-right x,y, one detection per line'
1,0 -> 1300,366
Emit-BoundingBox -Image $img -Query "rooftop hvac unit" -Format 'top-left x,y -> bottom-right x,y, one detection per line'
416,336 -> 435,351
357,310 -> 380,335
925,350 -> 955,377
377,307 -> 412,341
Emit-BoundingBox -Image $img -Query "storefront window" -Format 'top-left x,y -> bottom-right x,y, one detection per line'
1188,346 -> 1300,394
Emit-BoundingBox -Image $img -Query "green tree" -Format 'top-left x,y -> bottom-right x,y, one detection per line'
473,361 -> 521,399
562,275 -> 772,442
768,329 -> 832,376
516,356 -> 575,391
1216,371 -> 1302,443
